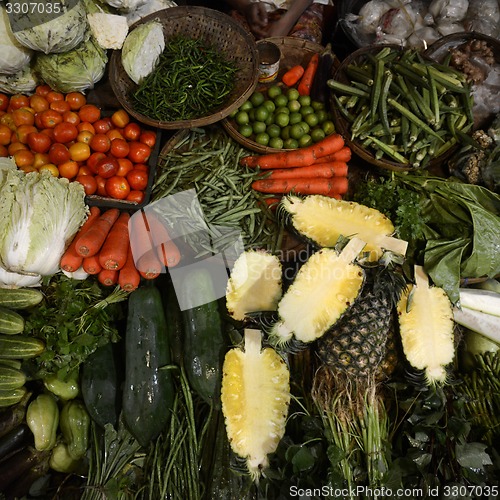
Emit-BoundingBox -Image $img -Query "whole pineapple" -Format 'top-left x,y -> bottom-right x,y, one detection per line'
317,260 -> 406,380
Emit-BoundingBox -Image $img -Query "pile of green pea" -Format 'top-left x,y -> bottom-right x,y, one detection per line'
228,85 -> 336,149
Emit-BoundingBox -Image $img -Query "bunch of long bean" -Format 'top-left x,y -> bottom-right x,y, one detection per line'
328,46 -> 475,169
152,127 -> 283,257
132,35 -> 237,122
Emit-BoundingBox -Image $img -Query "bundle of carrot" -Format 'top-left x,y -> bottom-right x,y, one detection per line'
242,133 -> 351,199
59,207 -> 181,291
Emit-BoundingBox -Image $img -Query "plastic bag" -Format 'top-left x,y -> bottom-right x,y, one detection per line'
463,0 -> 500,38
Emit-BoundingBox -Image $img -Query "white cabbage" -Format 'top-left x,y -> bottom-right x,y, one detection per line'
0,6 -> 33,74
121,20 -> 164,84
125,0 -> 177,26
34,34 -> 107,93
12,0 -> 88,54
87,12 -> 129,49
0,65 -> 38,94
0,169 -> 88,288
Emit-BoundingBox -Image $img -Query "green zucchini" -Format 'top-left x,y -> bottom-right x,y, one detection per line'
0,306 -> 25,335
0,288 -> 43,310
0,387 -> 28,408
81,342 -> 120,428
162,278 -> 184,367
0,364 -> 27,390
179,268 -> 226,408
0,335 -> 45,359
123,285 -> 175,447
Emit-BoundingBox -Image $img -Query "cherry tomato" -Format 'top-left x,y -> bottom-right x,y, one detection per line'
126,168 -> 148,191
78,121 -> 95,134
0,93 -> 9,112
116,157 -> 134,177
41,128 -> 55,141
86,151 -> 106,174
35,84 -> 52,97
63,110 -> 80,126
48,142 -> 71,165
93,117 -> 112,134
126,190 -> 145,204
29,94 -> 49,113
139,130 -> 157,148
12,108 -> 35,127
106,129 -> 124,141
89,133 -> 110,153
78,104 -> 101,123
53,122 -> 78,144
58,160 -> 79,179
128,141 -> 151,164
46,91 -> 64,103
16,125 -> 37,144
27,131 -> 52,154
77,130 -> 93,145
40,109 -> 63,129
111,109 -> 130,129
69,142 -> 91,162
0,124 -> 12,146
65,92 -> 86,110
33,152 -> 50,169
8,142 -> 27,156
9,94 -> 30,111
95,175 -> 107,196
105,175 -> 131,199
50,100 -> 71,114
96,156 -> 119,178
13,149 -> 35,168
75,174 -> 97,195
78,165 -> 93,176
110,138 -> 129,158
132,163 -> 149,172
123,122 -> 141,141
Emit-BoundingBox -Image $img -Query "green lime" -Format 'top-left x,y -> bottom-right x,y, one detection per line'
240,100 -> 253,112
238,124 -> 253,138
290,123 -> 306,140
274,94 -> 289,108
304,113 -> 319,128
311,100 -> 325,111
265,114 -> 274,126
311,127 -> 326,143
289,111 -> 303,125
300,105 -> 315,116
229,108 -> 238,118
269,137 -> 284,149
288,99 -> 301,113
253,121 -> 267,134
275,106 -> 290,115
298,95 -> 311,107
299,121 -> 310,134
315,109 -> 328,124
281,125 -> 291,140
322,120 -> 336,135
248,109 -> 256,122
255,132 -> 270,146
283,138 -> 299,149
286,88 -> 300,101
263,100 -> 276,113
255,105 -> 270,122
235,110 -> 250,126
298,134 -> 313,147
267,85 -> 282,99
267,123 -> 281,138
274,112 -> 290,127
250,91 -> 265,107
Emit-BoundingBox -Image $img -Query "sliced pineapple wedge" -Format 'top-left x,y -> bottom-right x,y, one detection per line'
271,237 -> 366,345
281,194 -> 408,261
221,328 -> 290,481
397,265 -> 455,384
226,250 -> 282,321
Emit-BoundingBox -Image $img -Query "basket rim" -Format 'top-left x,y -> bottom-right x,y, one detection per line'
109,6 -> 260,130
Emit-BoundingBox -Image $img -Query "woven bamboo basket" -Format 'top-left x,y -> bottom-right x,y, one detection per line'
109,6 -> 259,129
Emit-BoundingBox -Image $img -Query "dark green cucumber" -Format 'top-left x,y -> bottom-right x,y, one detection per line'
123,285 -> 174,447
0,306 -> 25,335
0,335 -> 45,359
0,288 -> 43,310
162,278 -> 184,367
179,268 -> 226,408
81,342 -> 120,428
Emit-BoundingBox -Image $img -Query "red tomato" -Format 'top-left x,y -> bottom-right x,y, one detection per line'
126,190 -> 145,204
12,108 -> 35,127
110,138 -> 129,158
95,175 -> 107,196
46,91 -> 64,103
0,124 -> 12,146
75,174 -> 97,195
27,131 -> 52,154
96,156 -> 119,179
35,85 -> 52,97
132,163 -> 149,172
78,104 -> 101,123
139,130 -> 157,148
116,157 -> 134,176
111,109 -> 130,129
33,152 -> 49,169
13,149 -> 35,168
69,142 -> 91,162
126,168 -> 148,191
78,165 -> 93,176
48,142 -> 71,165
40,109 -> 63,129
93,117 -> 112,134
29,94 -> 49,113
106,129 -> 124,141
105,175 -> 131,199
86,151 -> 106,173
89,133 -> 111,153
65,92 -> 86,110
50,100 -> 71,114
78,121 -> 95,134
123,122 -> 141,141
0,145 -> 8,157
128,141 -> 151,164
0,94 -> 9,112
77,130 -> 93,145
16,125 -> 37,144
53,122 -> 78,144
63,110 -> 81,126
58,160 -> 79,180
9,94 -> 30,111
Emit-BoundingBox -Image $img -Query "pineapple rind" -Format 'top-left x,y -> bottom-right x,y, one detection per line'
282,195 -> 394,261
275,248 -> 364,343
221,331 -> 290,480
226,250 -> 283,321
397,283 -> 455,384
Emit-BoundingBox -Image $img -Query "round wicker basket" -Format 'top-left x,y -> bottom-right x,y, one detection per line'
109,6 -> 259,129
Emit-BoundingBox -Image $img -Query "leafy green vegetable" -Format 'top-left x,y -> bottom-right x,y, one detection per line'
22,274 -> 128,381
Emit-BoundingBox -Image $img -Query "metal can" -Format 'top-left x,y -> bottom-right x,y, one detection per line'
257,41 -> 281,83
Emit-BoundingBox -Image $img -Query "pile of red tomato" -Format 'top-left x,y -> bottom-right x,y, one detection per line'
0,84 -> 157,203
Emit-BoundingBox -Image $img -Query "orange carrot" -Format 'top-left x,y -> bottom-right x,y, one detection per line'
241,133 -> 345,169
298,53 -> 319,96
60,206 -> 101,272
98,211 -> 131,270
98,269 -> 119,287
262,161 -> 348,180
118,245 -> 141,292
312,146 -> 352,164
75,208 -> 120,257
252,176 -> 349,196
82,254 -> 102,275
137,249 -> 163,280
282,65 -> 305,87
